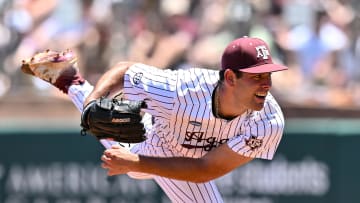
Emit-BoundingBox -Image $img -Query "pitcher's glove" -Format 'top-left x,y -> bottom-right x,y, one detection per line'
81,97 -> 147,143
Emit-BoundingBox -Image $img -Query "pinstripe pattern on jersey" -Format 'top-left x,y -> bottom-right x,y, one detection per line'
123,63 -> 285,160
123,63 -> 177,120
154,176 -> 224,203
68,64 -> 285,202
67,80 -> 224,202
227,94 -> 285,160
133,135 -> 223,203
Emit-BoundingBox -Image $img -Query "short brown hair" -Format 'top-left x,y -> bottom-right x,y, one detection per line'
219,69 -> 243,82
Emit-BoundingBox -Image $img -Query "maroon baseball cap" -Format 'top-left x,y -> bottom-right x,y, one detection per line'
221,37 -> 288,73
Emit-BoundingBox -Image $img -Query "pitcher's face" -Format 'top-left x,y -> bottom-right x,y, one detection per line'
233,72 -> 272,111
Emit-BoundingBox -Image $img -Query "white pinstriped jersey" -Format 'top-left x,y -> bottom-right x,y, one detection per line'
123,63 -> 285,160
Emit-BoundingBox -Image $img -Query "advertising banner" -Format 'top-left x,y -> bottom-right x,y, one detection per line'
0,127 -> 359,203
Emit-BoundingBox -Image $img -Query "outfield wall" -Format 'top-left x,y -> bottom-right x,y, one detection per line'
0,119 -> 359,203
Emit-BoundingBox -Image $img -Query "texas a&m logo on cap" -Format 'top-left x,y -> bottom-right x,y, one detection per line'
255,45 -> 270,60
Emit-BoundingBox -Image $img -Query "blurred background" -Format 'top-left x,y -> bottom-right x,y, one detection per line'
0,0 -> 359,202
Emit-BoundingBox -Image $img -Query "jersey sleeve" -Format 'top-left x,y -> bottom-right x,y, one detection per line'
227,94 -> 285,160
123,63 -> 177,119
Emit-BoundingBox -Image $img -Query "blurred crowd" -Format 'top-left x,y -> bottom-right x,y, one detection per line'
0,0 -> 360,109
